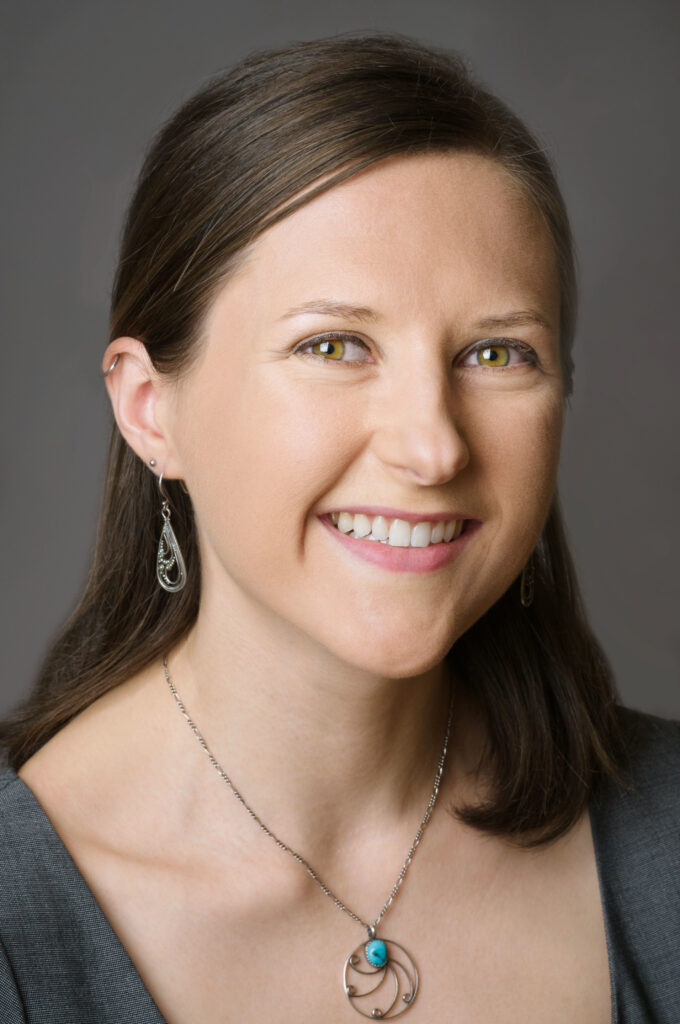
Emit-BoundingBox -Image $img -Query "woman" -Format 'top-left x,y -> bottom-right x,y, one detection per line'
0,31 -> 677,1024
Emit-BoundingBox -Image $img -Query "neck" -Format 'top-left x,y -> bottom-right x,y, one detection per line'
162,595 -> 467,871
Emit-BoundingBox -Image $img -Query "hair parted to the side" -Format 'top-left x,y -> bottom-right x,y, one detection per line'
0,31 -> 627,845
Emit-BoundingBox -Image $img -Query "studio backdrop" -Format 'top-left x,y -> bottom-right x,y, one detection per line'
1,0 -> 678,718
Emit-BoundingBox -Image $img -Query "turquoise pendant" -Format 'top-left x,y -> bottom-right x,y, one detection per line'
365,939 -> 388,967
343,930 -> 419,1018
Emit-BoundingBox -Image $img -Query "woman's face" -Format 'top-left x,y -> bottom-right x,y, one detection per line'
157,152 -> 564,677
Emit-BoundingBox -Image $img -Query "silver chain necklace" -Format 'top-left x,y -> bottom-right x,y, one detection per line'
162,654 -> 455,1019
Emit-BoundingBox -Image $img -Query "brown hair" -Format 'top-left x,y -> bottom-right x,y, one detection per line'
0,31 -> 626,844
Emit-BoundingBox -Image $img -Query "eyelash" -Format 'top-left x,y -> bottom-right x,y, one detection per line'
292,333 -> 539,370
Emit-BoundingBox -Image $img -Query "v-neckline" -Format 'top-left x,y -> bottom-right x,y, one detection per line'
6,767 -> 616,1024
6,768 -> 169,1023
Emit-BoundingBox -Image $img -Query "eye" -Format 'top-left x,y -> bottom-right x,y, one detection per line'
292,333 -> 538,370
458,339 -> 538,370
293,333 -> 371,366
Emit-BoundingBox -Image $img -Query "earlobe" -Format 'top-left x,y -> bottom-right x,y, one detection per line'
101,337 -> 184,478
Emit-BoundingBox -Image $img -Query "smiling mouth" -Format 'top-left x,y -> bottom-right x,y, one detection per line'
327,511 -> 470,548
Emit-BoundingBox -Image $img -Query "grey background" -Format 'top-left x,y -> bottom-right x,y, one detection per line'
2,0 -> 678,719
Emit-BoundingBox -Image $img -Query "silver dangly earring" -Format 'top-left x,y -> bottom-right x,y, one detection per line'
151,463 -> 187,593
520,554 -> 535,608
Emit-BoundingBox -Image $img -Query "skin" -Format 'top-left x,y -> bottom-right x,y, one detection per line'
19,153 -> 612,1023
100,151 -> 563,852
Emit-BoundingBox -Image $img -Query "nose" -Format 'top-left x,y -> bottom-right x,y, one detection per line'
370,357 -> 471,486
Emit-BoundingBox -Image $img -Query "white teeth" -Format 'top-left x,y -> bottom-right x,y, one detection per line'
388,519 -> 412,547
369,515 -> 389,540
331,511 -> 464,547
430,521 -> 445,544
350,513 -> 372,538
337,511 -> 358,534
408,521 -> 433,548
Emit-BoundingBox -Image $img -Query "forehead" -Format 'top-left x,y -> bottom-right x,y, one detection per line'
212,151 -> 558,326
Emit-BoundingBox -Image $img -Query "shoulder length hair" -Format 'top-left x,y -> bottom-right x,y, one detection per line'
0,31 -> 627,845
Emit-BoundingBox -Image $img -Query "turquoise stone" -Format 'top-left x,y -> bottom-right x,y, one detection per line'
365,939 -> 388,967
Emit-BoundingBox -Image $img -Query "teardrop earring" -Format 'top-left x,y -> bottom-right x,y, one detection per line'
520,554 -> 535,608
154,469 -> 187,593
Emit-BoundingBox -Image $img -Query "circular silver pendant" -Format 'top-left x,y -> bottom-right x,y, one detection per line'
343,936 -> 419,1018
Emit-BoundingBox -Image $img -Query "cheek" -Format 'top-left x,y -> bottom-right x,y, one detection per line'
475,389 -> 563,534
175,368 -> 352,563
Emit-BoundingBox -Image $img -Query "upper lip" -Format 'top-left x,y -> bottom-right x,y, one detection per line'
318,506 -> 474,524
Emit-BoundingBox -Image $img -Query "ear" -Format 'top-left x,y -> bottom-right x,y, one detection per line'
101,337 -> 185,479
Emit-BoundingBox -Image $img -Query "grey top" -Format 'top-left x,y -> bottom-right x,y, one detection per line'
0,705 -> 678,1023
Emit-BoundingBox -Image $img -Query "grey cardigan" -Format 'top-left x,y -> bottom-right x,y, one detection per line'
0,705 -> 678,1023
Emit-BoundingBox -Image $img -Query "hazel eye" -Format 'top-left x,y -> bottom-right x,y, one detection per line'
293,334 -> 538,370
294,334 -> 370,365
459,340 -> 537,369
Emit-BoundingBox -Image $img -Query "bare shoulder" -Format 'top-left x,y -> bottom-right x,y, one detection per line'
16,661 -> 167,851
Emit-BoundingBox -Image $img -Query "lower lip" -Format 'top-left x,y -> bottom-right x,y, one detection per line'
318,515 -> 481,574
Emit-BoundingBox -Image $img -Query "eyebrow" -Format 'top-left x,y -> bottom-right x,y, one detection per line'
279,300 -> 378,323
278,299 -> 553,332
474,310 -> 553,332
